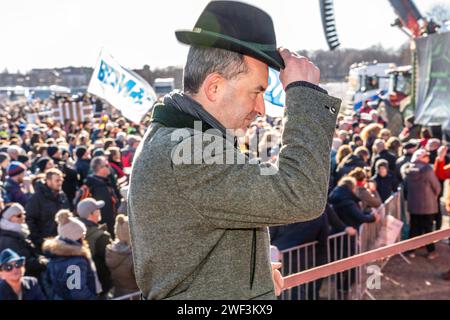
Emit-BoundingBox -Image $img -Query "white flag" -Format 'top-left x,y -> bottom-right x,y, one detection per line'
88,49 -> 157,123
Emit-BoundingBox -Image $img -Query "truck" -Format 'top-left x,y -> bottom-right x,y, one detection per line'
346,62 -> 394,110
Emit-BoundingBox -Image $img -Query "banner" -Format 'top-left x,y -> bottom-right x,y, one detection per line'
88,50 -> 157,124
264,68 -> 285,118
415,31 -> 450,131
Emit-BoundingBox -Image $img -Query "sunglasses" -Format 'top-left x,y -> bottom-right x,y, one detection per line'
1,258 -> 25,272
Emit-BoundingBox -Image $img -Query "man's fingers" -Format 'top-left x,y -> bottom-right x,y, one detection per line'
272,262 -> 282,270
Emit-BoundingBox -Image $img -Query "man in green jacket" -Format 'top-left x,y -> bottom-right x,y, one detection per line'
128,1 -> 341,300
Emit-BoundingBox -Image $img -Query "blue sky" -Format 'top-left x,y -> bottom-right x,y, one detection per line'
0,0 -> 445,72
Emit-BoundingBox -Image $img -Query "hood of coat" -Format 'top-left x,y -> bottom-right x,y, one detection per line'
329,185 -> 359,208
42,237 -> 91,259
106,241 -> 132,269
403,160 -> 429,182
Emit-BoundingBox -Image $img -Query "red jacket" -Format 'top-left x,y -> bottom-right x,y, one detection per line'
434,159 -> 450,212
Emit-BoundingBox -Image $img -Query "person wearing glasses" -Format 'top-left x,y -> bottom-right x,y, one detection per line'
0,248 -> 46,300
0,203 -> 48,280
84,156 -> 120,237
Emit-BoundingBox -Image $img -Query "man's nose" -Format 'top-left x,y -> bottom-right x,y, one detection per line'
255,96 -> 266,116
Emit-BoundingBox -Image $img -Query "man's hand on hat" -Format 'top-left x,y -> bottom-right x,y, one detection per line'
278,47 -> 320,89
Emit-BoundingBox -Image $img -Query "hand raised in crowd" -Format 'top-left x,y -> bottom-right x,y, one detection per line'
437,145 -> 448,162
278,47 -> 320,89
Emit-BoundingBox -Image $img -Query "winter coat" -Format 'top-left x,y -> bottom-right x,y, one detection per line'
128,85 -> 340,299
42,237 -> 98,300
84,176 -> 119,237
354,186 -> 382,211
0,277 -> 46,300
329,185 -> 376,229
25,181 -> 70,250
3,178 -> 31,207
0,228 -> 47,278
404,161 -> 441,214
80,218 -> 112,294
372,172 -> 399,203
335,154 -> 367,182
105,241 -> 139,298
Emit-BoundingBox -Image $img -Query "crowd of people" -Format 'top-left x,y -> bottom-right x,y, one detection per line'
0,95 -> 141,300
0,94 -> 449,300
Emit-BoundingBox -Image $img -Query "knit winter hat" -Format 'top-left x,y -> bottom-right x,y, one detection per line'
114,214 -> 130,245
36,157 -> 52,173
411,149 -> 430,163
7,161 -> 27,177
0,203 -> 25,220
47,146 -> 59,158
75,146 -> 88,159
55,210 -> 86,242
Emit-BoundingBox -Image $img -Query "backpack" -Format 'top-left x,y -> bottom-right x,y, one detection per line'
73,184 -> 91,207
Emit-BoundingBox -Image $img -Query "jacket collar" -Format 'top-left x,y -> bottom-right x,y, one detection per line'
151,102 -> 214,133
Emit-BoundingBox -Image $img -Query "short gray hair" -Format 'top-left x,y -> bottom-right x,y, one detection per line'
91,156 -> 107,174
183,46 -> 248,95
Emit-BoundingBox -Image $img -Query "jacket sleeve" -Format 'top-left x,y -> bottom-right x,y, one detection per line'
359,188 -> 382,209
25,195 -> 43,249
326,204 -> 347,232
427,167 -> 442,197
348,202 -> 376,224
173,85 -> 341,229
434,159 -> 450,181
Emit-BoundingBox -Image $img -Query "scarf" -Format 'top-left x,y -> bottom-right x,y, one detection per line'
0,218 -> 31,238
163,92 -> 231,140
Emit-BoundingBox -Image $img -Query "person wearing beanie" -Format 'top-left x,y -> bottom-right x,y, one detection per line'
42,210 -> 101,300
25,168 -> 70,251
0,203 -> 48,280
36,157 -> 54,173
371,159 -> 399,202
403,148 -> 441,260
3,161 -> 33,207
105,214 -> 139,298
77,198 -> 112,297
46,146 -> 60,160
0,248 -> 46,300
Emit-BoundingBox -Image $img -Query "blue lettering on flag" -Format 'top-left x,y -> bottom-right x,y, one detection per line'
264,68 -> 285,107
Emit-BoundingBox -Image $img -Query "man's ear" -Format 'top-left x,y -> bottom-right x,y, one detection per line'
202,73 -> 223,102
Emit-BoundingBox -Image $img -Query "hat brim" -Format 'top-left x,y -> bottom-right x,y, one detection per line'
95,200 -> 105,209
176,30 -> 285,71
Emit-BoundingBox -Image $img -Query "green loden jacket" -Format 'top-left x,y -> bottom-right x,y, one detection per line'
128,83 -> 341,300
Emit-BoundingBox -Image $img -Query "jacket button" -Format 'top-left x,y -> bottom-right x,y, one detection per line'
328,106 -> 337,114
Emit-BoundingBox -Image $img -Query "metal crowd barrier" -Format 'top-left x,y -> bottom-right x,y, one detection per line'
280,191 -> 404,300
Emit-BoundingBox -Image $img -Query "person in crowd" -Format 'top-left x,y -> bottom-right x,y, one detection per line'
335,146 -> 370,182
42,210 -> 101,300
25,168 -> 70,250
396,140 -> 419,183
379,128 -> 392,142
371,159 -> 399,202
121,135 -> 141,168
75,146 -> 91,184
0,248 -> 46,300
105,214 -> 139,298
84,156 -> 120,237
403,149 -> 441,260
371,138 -> 398,177
107,147 -> 126,180
348,167 -> 382,212
0,203 -> 47,279
0,152 -> 11,181
36,157 -> 54,174
419,128 -> 432,148
3,161 -> 33,207
77,198 -> 112,298
49,146 -> 79,208
360,123 -> 383,153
